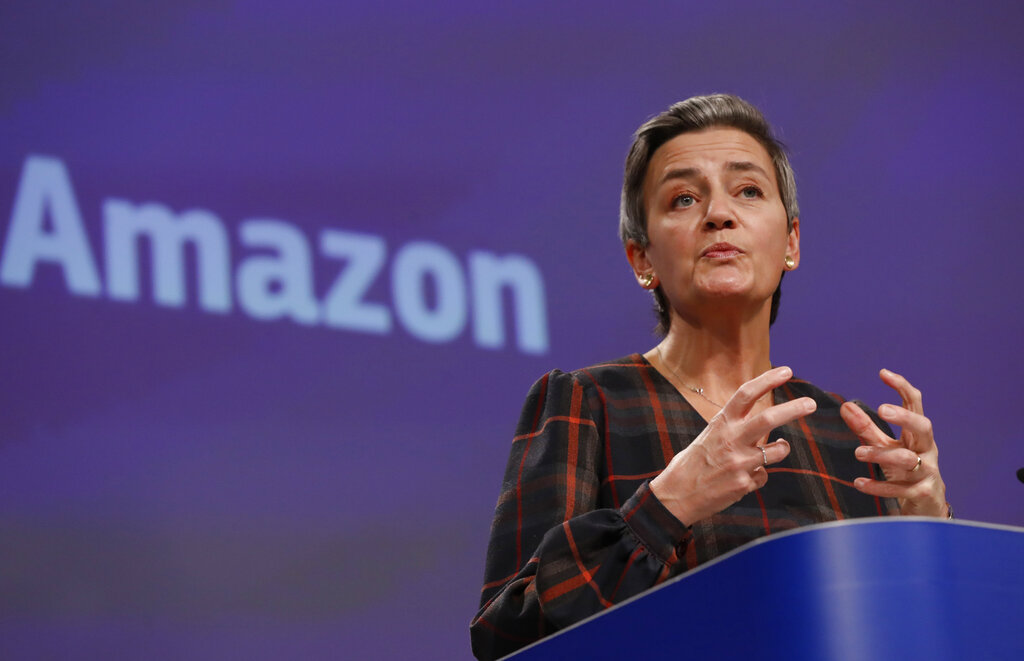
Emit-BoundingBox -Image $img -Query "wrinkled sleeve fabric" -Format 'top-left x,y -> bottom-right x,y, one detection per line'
470,370 -> 691,660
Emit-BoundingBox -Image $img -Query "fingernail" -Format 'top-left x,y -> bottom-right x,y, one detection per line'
854,478 -> 867,488
855,447 -> 868,459
879,404 -> 893,416
803,398 -> 816,412
778,366 -> 792,378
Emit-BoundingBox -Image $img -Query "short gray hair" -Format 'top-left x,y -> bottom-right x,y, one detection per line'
619,94 -> 799,334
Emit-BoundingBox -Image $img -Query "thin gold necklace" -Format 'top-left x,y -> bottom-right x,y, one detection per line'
654,345 -> 772,411
655,345 -> 725,409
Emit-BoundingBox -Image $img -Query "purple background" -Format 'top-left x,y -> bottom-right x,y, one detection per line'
2,2 -> 1023,659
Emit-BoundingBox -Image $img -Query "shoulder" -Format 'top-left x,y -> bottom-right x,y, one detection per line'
511,357 -> 643,441
569,353 -> 650,386
543,354 -> 656,402
528,354 -> 649,390
521,354 -> 652,416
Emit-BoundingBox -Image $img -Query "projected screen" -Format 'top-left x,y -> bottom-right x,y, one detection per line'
2,2 -> 1022,659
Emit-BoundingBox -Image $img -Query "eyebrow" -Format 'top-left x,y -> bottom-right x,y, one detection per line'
656,167 -> 701,187
656,161 -> 771,188
725,161 -> 771,178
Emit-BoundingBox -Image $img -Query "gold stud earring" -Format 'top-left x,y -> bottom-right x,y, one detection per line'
640,273 -> 655,288
784,256 -> 795,270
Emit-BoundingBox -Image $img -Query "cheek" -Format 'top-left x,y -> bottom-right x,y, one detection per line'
770,217 -> 792,254
775,232 -> 791,255
651,230 -> 696,264
757,232 -> 791,273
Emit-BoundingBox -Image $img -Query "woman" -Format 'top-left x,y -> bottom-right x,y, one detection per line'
470,94 -> 949,660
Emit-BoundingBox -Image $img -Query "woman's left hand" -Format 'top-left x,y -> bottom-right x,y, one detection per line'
839,369 -> 949,518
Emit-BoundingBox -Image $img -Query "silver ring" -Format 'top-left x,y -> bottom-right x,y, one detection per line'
910,455 -> 922,473
761,446 -> 768,468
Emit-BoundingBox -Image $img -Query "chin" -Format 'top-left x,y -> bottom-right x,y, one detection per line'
696,275 -> 752,298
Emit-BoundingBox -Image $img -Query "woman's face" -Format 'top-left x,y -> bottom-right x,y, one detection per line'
628,127 -> 800,326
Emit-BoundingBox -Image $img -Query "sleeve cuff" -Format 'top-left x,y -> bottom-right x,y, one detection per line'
619,480 -> 692,566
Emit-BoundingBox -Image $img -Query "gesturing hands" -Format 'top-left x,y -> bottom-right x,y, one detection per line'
840,369 -> 948,518
650,366 -> 817,527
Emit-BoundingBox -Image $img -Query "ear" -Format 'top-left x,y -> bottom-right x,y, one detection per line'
785,217 -> 801,269
625,239 -> 656,286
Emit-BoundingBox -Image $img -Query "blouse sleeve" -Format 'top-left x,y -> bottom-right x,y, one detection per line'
470,370 -> 692,660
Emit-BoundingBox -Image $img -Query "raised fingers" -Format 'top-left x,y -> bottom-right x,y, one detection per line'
724,366 -> 795,419
852,475 -> 931,501
880,368 -> 923,414
839,401 -> 895,448
742,398 -> 816,446
876,403 -> 934,453
762,438 -> 791,466
747,439 -> 791,491
854,444 -> 921,474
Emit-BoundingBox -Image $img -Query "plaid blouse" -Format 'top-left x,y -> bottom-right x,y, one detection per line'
471,354 -> 898,660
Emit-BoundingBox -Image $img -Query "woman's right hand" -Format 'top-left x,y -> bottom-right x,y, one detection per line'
649,366 -> 817,526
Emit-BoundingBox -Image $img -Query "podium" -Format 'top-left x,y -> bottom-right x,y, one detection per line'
508,518 -> 1024,660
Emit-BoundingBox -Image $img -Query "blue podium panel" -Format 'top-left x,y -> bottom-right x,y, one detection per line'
508,519 -> 1024,661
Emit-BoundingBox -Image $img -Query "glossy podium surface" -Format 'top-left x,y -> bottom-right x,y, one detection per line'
509,519 -> 1024,660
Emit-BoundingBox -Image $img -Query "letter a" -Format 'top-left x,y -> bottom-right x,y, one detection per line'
0,155 -> 101,296
236,219 -> 319,325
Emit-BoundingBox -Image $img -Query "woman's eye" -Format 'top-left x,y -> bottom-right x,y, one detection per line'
672,194 -> 695,208
740,186 -> 762,199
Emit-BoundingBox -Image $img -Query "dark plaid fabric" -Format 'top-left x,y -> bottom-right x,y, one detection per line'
471,354 -> 898,660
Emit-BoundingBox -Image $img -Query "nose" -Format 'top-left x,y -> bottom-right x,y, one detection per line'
703,193 -> 736,230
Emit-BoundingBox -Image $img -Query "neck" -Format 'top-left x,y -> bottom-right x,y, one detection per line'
650,305 -> 774,404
